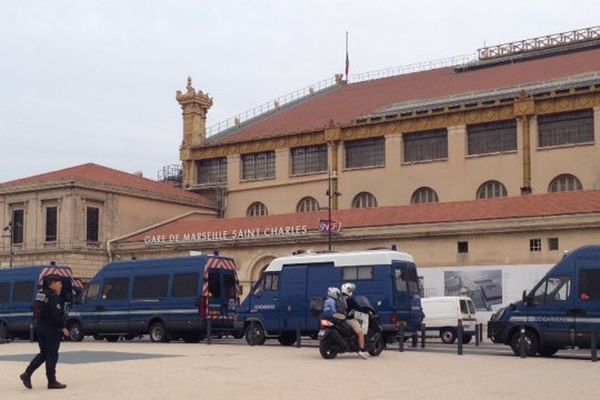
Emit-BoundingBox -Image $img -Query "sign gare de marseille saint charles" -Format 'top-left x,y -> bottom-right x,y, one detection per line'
143,220 -> 342,245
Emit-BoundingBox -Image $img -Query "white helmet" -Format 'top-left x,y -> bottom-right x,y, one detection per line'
327,287 -> 341,300
341,282 -> 356,297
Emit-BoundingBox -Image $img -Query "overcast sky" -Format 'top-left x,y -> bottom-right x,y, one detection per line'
1,0 -> 599,182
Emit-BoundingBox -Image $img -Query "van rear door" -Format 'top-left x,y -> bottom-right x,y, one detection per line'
574,264 -> 600,348
278,265 -> 307,332
393,262 -> 422,331
202,258 -> 239,328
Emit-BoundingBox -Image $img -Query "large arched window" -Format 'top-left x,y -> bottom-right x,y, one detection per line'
297,197 -> 320,213
548,174 -> 583,193
352,192 -> 378,209
246,202 -> 268,217
477,180 -> 508,199
411,187 -> 439,204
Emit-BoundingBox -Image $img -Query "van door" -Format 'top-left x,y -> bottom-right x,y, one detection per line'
247,272 -> 279,332
98,276 -> 130,333
79,281 -> 101,333
9,280 -> 35,334
278,265 -> 307,332
574,265 -> 600,348
394,262 -> 422,331
526,275 -> 573,348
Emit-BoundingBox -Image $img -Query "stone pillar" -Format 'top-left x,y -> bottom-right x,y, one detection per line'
514,91 -> 535,194
176,77 -> 213,187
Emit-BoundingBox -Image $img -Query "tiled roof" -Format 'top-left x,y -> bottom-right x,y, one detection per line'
0,163 -> 214,206
121,190 -> 600,243
212,47 -> 600,145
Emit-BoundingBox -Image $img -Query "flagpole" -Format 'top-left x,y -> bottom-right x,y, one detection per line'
345,31 -> 349,81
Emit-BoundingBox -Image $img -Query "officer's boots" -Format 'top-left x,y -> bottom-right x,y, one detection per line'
19,372 -> 32,389
48,380 -> 67,389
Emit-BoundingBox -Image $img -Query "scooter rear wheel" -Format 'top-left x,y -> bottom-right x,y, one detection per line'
368,336 -> 385,357
319,339 -> 338,359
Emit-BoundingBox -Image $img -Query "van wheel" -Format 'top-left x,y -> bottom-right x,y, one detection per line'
440,328 -> 457,344
105,335 -> 120,342
149,322 -> 168,343
461,334 -> 472,344
510,330 -> 538,357
245,323 -> 266,346
539,346 -> 559,357
278,332 -> 297,346
368,336 -> 385,357
68,322 -> 84,342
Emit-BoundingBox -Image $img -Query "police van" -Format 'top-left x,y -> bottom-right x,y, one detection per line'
488,245 -> 600,356
66,255 -> 240,343
236,250 -> 423,346
0,266 -> 77,340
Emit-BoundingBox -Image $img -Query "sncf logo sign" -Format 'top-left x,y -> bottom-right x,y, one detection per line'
318,219 -> 342,234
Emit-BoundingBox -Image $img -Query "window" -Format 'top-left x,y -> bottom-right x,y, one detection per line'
403,129 -> 448,162
538,109 -> 594,147
394,265 -> 419,293
12,281 -> 34,302
45,206 -> 57,242
0,282 -> 10,303
548,238 -> 559,251
477,180 -> 507,199
351,192 -> 377,209
253,274 -> 279,296
530,239 -> 542,252
198,157 -> 227,184
460,300 -> 469,314
291,145 -> 327,175
102,277 -> 129,300
207,272 -> 221,297
458,241 -> 469,254
86,207 -> 99,243
580,270 -> 600,301
241,151 -> 275,180
297,197 -> 320,213
247,202 -> 268,217
467,120 -> 517,155
85,283 -> 100,302
531,276 -> 571,305
467,300 -> 476,314
172,273 -> 200,297
133,275 -> 169,299
548,174 -> 583,193
11,209 -> 24,244
411,187 -> 439,204
224,274 -> 237,298
345,137 -> 385,168
342,266 -> 373,280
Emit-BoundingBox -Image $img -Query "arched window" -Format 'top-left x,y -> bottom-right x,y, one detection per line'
352,192 -> 378,209
548,174 -> 583,193
477,180 -> 508,199
297,197 -> 320,213
246,202 -> 268,217
411,187 -> 439,204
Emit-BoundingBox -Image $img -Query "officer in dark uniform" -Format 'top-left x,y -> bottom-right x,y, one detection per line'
20,275 -> 69,390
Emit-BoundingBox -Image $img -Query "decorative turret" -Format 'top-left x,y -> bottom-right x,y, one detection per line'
176,76 -> 213,147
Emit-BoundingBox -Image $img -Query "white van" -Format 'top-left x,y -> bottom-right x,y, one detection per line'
421,296 -> 478,344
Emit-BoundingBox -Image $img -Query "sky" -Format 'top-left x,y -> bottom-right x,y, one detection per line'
1,0 -> 599,182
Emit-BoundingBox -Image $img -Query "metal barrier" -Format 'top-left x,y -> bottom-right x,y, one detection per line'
421,323 -> 426,349
457,320 -> 463,355
206,319 -> 212,345
296,323 -> 302,348
398,324 -> 404,352
592,331 -> 597,362
411,332 -> 418,348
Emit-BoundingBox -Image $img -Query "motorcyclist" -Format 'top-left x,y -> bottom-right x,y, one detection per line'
340,282 -> 368,359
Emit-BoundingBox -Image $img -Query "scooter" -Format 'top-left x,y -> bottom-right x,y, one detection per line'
315,296 -> 385,359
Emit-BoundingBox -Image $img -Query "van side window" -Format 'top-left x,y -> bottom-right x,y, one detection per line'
579,270 -> 600,301
0,282 -> 10,304
172,273 -> 199,298
133,275 -> 169,299
253,274 -> 278,296
13,281 -> 34,302
531,276 -> 570,305
102,277 -> 129,300
85,283 -> 100,302
460,300 -> 469,314
467,300 -> 476,314
342,266 -> 373,280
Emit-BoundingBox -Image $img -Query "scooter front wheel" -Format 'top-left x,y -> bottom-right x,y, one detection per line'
319,339 -> 338,359
368,335 -> 385,357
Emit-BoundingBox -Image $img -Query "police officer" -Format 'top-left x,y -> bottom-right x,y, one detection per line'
20,275 -> 69,390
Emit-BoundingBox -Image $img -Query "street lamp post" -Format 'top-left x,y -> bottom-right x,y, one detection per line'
3,222 -> 14,269
325,168 -> 341,251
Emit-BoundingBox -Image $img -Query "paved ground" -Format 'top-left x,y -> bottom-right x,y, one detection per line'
0,339 -> 597,400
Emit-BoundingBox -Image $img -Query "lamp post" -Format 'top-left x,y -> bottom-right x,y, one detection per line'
325,167 -> 341,251
3,222 -> 14,269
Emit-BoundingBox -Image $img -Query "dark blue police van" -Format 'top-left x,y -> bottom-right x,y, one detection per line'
489,245 -> 600,356
237,250 -> 423,346
0,266 -> 76,340
66,255 -> 240,343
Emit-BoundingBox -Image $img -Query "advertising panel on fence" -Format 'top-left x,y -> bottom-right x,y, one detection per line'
419,264 -> 553,322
